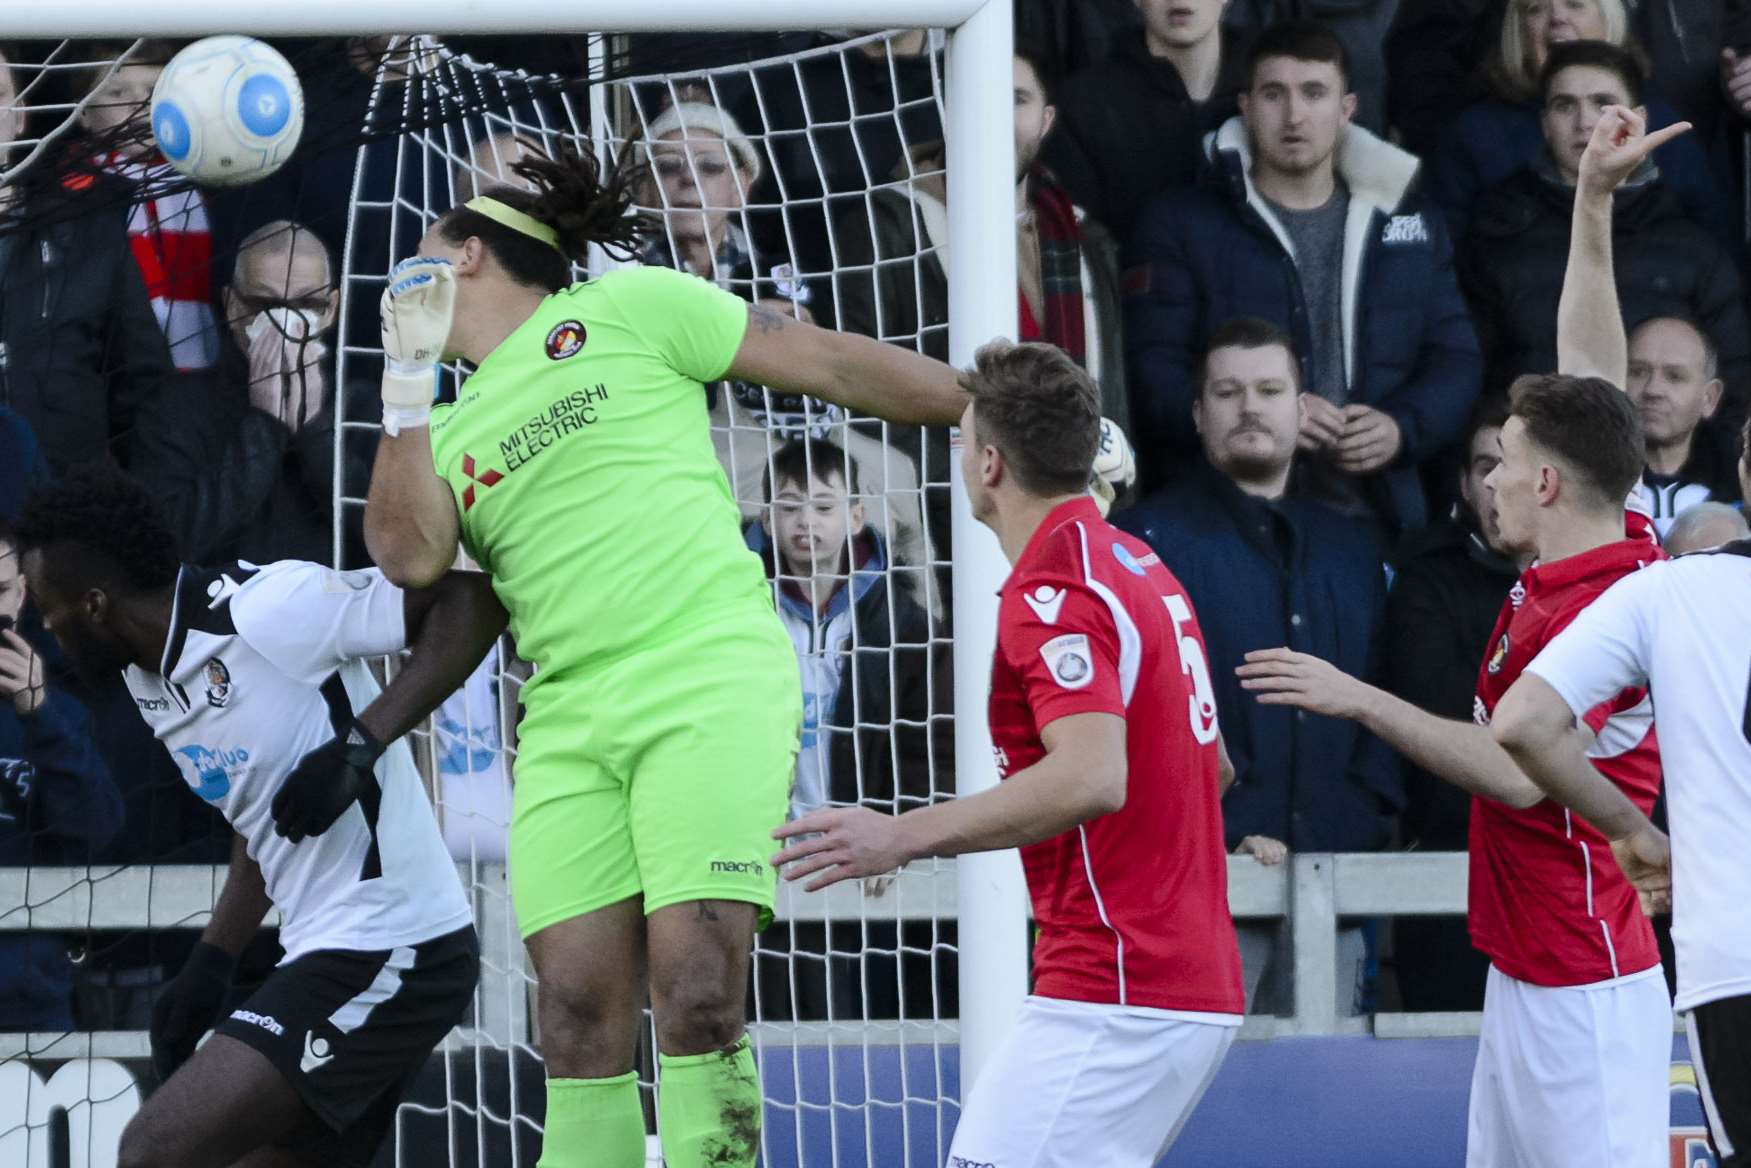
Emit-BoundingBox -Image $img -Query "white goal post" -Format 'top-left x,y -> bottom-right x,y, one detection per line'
4,0 -> 1029,1122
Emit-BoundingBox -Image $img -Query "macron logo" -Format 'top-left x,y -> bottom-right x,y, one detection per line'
1023,585 -> 1066,625
301,1030 -> 335,1073
230,1008 -> 284,1037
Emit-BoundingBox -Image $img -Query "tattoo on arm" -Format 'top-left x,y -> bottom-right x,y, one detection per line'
747,304 -> 788,335
695,901 -> 721,922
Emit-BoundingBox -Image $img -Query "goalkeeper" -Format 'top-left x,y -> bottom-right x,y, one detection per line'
363,140 -> 965,1168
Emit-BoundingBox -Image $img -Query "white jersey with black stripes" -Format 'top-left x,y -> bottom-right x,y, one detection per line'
123,560 -> 472,962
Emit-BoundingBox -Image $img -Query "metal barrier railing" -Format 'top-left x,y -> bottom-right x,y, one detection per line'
0,851 -> 1482,1053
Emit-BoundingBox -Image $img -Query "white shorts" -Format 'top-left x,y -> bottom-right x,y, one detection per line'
946,995 -> 1237,1168
1466,964 -> 1672,1168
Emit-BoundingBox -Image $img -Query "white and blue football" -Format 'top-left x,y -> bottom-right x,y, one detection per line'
150,36 -> 304,187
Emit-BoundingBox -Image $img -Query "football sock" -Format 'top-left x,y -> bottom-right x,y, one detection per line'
656,1036 -> 761,1168
538,1072 -> 646,1168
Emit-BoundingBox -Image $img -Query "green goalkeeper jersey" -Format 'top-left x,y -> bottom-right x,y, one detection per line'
428,265 -> 775,685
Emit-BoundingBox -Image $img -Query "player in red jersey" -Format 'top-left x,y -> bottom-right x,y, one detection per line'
773,340 -> 1242,1167
1233,107 -> 1688,1167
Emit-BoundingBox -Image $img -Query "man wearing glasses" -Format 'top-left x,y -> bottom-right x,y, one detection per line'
135,219 -> 374,566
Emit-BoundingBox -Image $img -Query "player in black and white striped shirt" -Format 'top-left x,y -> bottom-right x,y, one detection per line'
16,469 -> 508,1168
1496,412 -> 1751,1168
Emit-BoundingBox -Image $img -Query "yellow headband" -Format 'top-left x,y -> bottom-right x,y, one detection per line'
464,196 -> 561,250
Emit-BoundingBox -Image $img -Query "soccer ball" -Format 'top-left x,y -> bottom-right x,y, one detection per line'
150,36 -> 304,187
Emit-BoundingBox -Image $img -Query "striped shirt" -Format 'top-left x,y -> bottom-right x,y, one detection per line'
97,151 -> 219,370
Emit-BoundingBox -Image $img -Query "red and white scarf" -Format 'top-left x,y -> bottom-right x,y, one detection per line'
94,150 -> 219,370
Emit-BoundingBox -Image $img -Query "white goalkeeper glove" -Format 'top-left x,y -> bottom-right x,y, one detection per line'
1089,416 -> 1137,518
379,257 -> 457,435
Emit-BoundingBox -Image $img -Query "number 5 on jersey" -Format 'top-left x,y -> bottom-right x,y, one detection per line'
1164,594 -> 1220,745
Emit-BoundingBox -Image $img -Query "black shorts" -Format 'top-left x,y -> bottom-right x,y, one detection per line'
215,925 -> 479,1168
1691,993 -> 1751,1168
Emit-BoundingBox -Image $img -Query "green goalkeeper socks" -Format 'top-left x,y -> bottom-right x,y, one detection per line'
657,1036 -> 761,1168
538,1072 -> 646,1168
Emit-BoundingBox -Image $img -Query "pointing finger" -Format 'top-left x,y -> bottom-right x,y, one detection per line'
1639,121 -> 1693,153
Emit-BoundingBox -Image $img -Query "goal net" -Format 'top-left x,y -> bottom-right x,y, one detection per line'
0,11 -> 1019,1168
341,30 -> 965,1167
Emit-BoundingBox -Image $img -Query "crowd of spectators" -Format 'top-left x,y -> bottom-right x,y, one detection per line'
4,0 -> 1751,1030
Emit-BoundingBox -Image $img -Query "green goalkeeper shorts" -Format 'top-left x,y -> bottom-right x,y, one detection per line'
507,619 -> 801,940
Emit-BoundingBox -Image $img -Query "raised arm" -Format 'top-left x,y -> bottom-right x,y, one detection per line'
365,428 -> 464,590
367,258 -> 465,589
1558,106 -> 1692,385
726,303 -> 967,426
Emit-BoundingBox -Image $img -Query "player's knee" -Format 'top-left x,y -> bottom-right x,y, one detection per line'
536,974 -> 640,1068
540,974 -> 626,1033
652,975 -> 744,1055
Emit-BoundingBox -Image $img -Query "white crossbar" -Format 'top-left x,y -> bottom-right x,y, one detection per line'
0,1 -> 988,37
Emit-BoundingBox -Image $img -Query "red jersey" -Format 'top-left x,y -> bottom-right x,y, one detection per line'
1469,537 -> 1665,987
987,498 -> 1243,1015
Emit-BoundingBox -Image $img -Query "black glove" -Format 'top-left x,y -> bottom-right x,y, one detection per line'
271,718 -> 387,843
149,940 -> 236,1084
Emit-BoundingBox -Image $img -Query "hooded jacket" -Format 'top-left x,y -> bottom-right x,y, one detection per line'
1125,118 -> 1482,530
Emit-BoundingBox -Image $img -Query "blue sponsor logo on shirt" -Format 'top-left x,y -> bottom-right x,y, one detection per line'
1112,541 -> 1147,576
174,745 -> 250,802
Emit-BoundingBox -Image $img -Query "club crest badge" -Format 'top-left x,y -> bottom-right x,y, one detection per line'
545,320 -> 586,360
204,658 -> 233,708
1040,633 -> 1095,690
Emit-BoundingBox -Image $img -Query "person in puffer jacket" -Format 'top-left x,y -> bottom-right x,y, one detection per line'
1124,21 -> 1481,535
